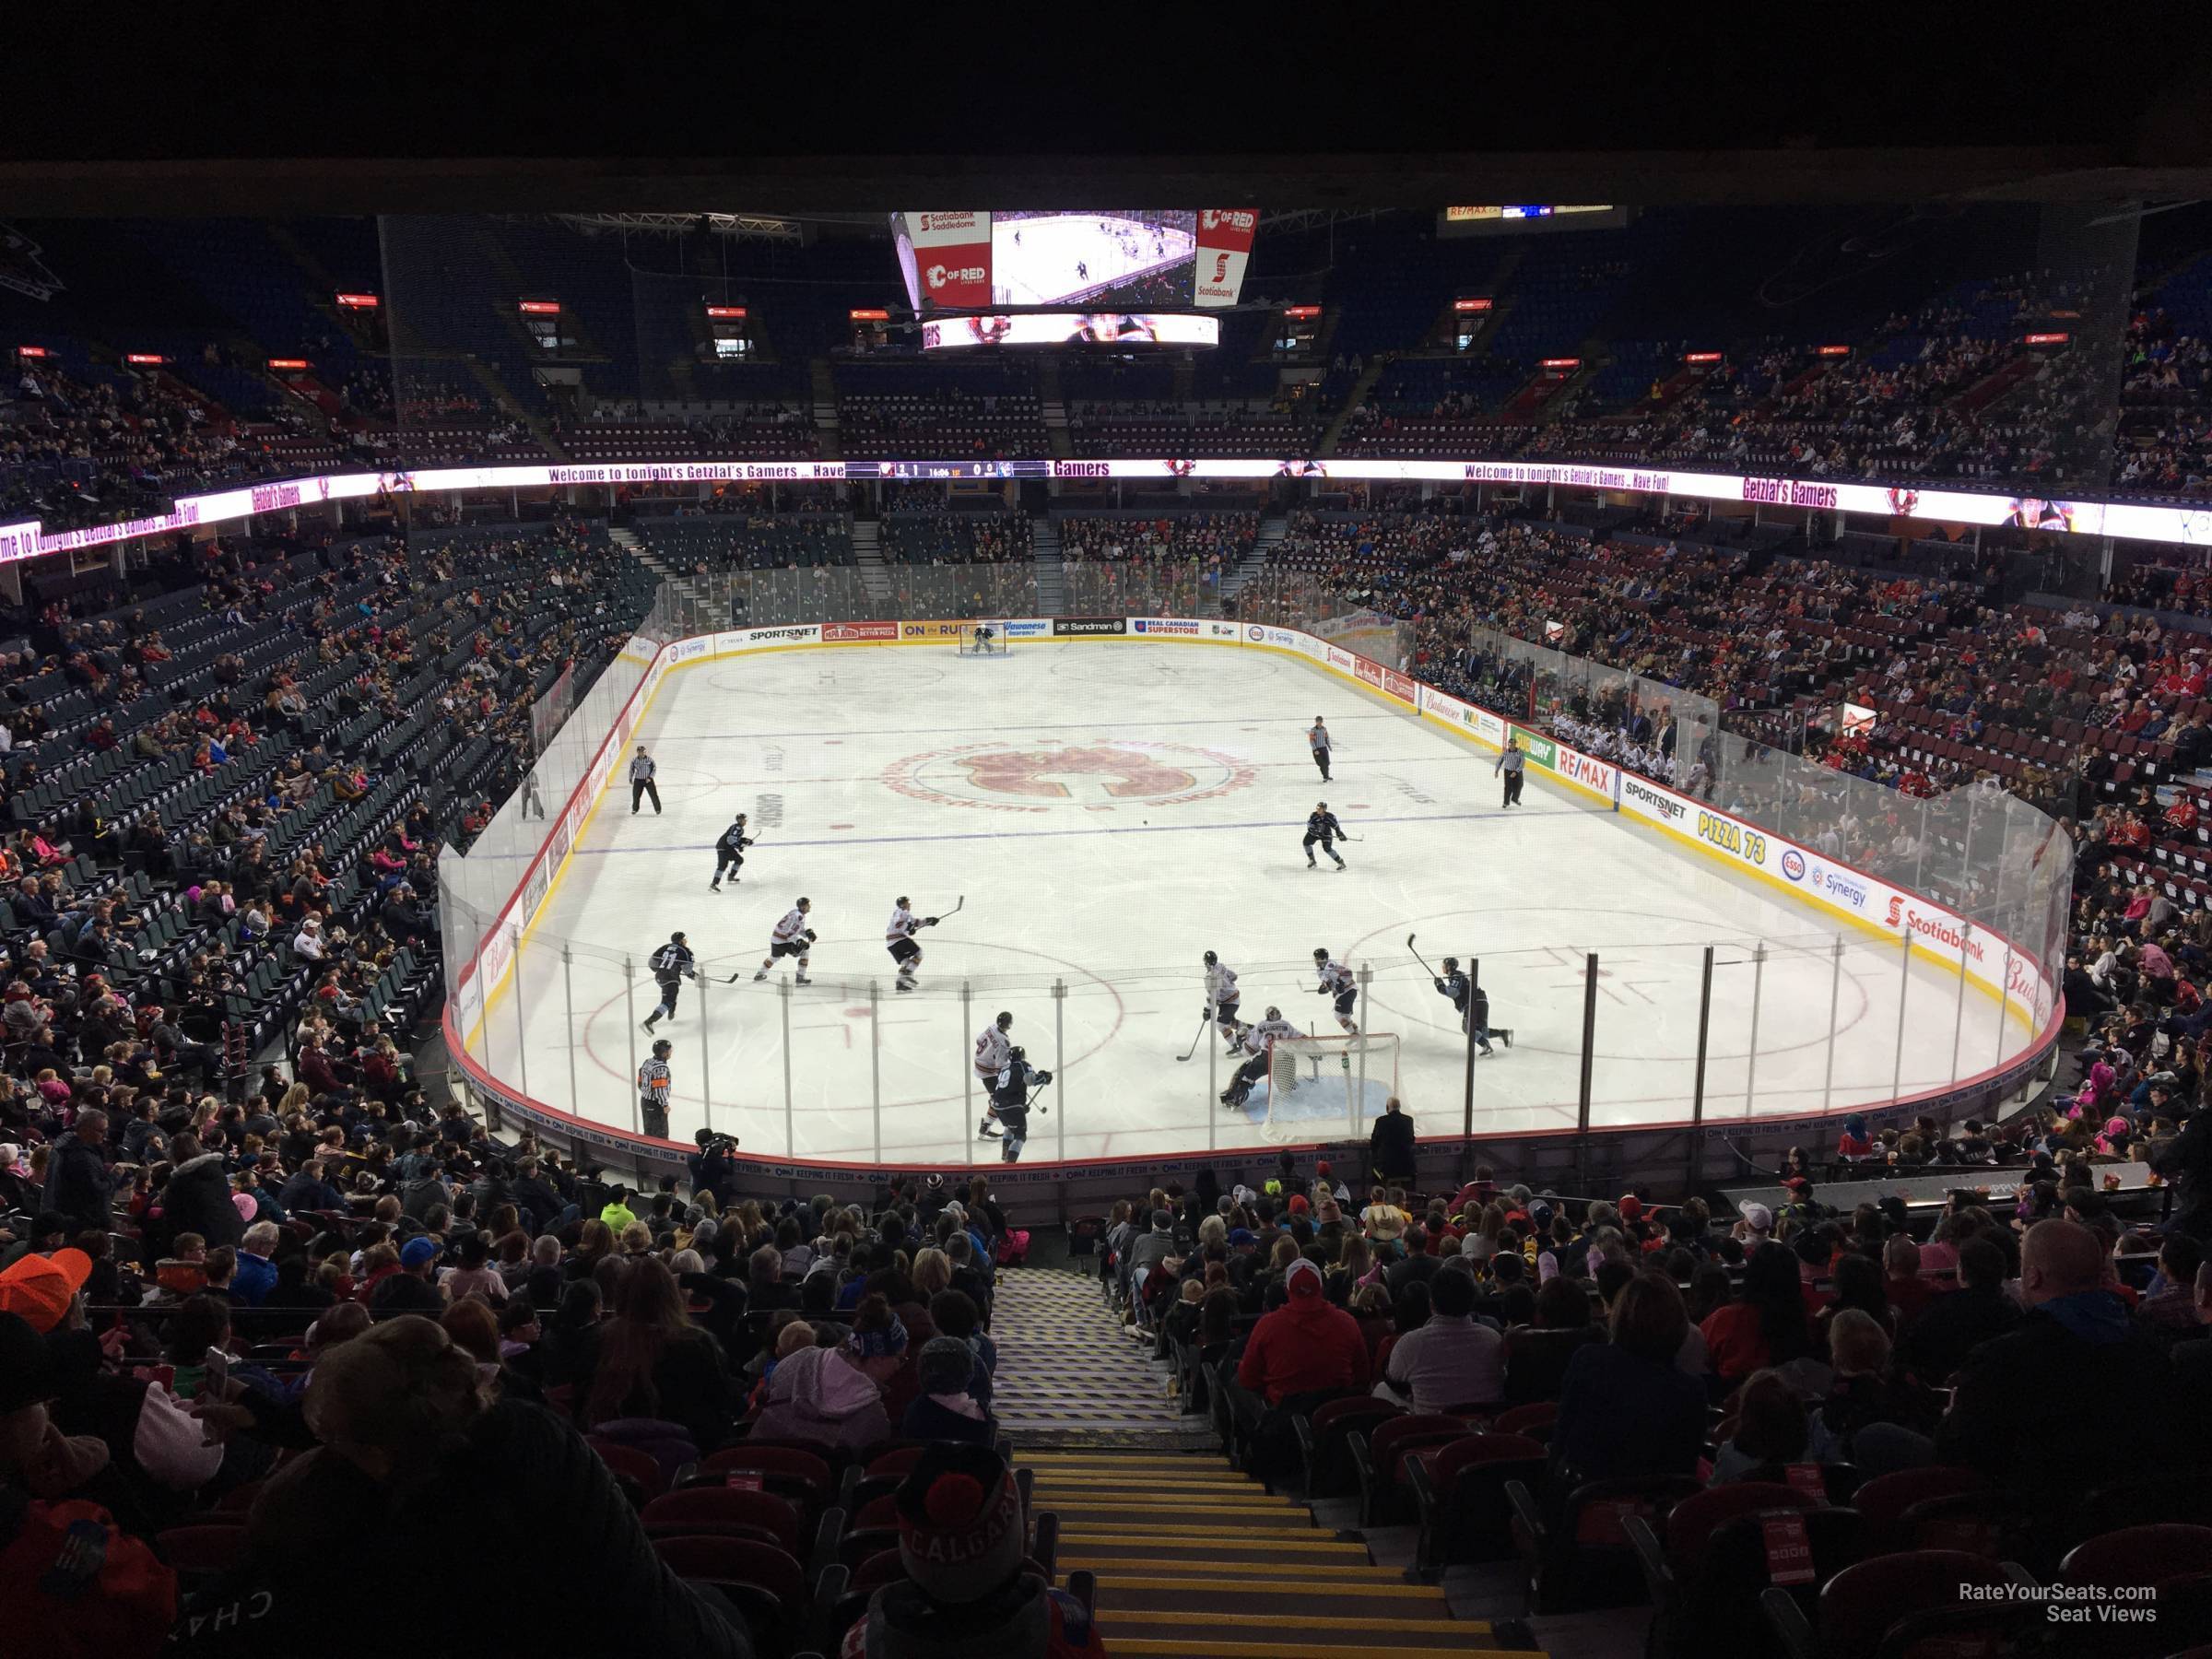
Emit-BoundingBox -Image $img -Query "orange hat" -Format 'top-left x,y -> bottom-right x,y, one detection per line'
0,1247 -> 92,1334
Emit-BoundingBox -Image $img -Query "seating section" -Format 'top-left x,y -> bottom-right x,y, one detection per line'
634,512 -> 856,571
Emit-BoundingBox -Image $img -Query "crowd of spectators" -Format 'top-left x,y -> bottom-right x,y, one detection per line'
1102,1135 -> 2212,1619
878,509 -> 1034,566
1057,513 -> 1256,571
1,1065 -> 1040,1654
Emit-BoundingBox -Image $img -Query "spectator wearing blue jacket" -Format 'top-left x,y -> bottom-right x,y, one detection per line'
233,1220 -> 281,1306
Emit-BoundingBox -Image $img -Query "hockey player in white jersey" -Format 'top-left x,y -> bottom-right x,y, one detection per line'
1220,1006 -> 1300,1110
973,1011 -> 1015,1138
1312,947 -> 1359,1034
886,897 -> 942,994
751,898 -> 815,985
1201,949 -> 1244,1054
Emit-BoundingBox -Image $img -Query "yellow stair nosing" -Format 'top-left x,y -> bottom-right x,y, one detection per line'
1101,1610 -> 1494,1635
1062,1557 -> 1387,1578
1026,1477 -> 1256,1486
1106,1643 -> 1517,1659
1090,1575 -> 1446,1600
1057,1532 -> 1367,1552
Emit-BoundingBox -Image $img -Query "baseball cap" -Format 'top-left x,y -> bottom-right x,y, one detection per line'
400,1237 -> 443,1268
1284,1258 -> 1324,1298
1227,1228 -> 1256,1247
0,1247 -> 91,1335
1740,1202 -> 1774,1233
1784,1176 -> 1813,1197
0,1311 -> 56,1413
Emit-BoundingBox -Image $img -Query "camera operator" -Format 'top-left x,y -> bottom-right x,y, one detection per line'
688,1128 -> 741,1208
982,1047 -> 1051,1164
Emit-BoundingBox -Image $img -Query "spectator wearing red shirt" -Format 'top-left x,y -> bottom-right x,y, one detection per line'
1700,1241 -> 1813,1383
1237,1257 -> 1371,1407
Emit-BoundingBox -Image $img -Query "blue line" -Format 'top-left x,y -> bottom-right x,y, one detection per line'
567,806 -> 1577,855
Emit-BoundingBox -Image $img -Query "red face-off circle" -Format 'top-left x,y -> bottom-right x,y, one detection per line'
881,739 -> 1257,815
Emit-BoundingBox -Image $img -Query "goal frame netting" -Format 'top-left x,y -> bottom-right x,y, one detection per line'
955,619 -> 1011,655
1259,1032 -> 1401,1142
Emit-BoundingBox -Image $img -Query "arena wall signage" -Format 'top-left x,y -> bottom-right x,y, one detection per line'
6,454 -> 2209,565
448,610 -> 2061,1176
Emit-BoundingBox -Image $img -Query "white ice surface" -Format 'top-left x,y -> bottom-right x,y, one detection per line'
471,643 -> 2029,1169
992,216 -> 1194,308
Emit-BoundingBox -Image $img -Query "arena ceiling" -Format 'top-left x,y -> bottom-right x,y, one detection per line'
4,18 -> 2208,216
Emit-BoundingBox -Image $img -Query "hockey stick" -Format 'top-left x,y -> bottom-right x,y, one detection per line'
1406,933 -> 1442,980
1174,1012 -> 1212,1062
931,894 -> 965,924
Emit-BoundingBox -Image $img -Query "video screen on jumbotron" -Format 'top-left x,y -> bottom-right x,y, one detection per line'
892,209 -> 1219,350
988,211 -> 1198,308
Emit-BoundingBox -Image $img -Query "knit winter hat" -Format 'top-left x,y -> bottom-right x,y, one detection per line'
917,1335 -> 974,1396
850,1312 -> 910,1360
895,1442 -> 1026,1604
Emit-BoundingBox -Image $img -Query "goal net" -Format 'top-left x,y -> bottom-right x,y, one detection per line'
1259,1033 -> 1401,1142
955,620 -> 1010,655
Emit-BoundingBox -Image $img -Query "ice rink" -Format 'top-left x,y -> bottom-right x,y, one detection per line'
993,215 -> 1195,307
471,641 -> 2033,1168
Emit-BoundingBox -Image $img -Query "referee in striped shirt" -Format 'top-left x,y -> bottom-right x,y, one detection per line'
638,1038 -> 673,1138
629,745 -> 661,815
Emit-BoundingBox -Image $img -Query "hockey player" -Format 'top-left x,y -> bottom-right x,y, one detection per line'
1433,956 -> 1512,1055
751,898 -> 815,985
629,745 -> 661,815
973,1011 -> 1014,1137
1312,947 -> 1359,1034
1307,716 -> 1332,782
1219,1006 -> 1300,1110
710,813 -> 754,890
641,932 -> 697,1032
1302,802 -> 1347,871
1202,949 -> 1244,1053
982,1044 -> 1053,1162
887,897 -> 942,993
637,1038 -> 674,1138
971,622 -> 996,653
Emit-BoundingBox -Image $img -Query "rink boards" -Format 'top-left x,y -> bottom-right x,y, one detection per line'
443,613 -> 2063,1190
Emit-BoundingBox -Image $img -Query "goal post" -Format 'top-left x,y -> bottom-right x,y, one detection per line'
1260,1032 -> 1401,1142
955,620 -> 1011,656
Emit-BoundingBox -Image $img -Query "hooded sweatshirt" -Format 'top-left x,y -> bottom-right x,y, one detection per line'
748,1345 -> 890,1453
1236,1262 -> 1372,1406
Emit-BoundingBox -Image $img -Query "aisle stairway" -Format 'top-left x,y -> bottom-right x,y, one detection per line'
990,1268 -> 1196,1445
996,1269 -> 1535,1659
1221,513 -> 1289,603
852,520 -> 890,606
1031,518 -> 1065,617
1030,1455 -> 1523,1658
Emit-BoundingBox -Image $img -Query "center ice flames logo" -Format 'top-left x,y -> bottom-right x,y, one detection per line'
961,747 -> 1193,800
883,739 -> 1256,814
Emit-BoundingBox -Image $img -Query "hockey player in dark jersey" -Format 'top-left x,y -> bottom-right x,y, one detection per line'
1433,956 -> 1512,1055
641,931 -> 698,1031
1302,802 -> 1347,871
710,814 -> 753,891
